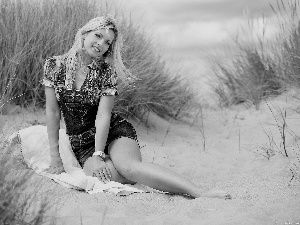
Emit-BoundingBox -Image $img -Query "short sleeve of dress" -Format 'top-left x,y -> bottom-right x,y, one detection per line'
101,65 -> 118,96
41,57 -> 58,88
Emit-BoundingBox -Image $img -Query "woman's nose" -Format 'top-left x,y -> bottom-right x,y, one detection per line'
96,39 -> 105,47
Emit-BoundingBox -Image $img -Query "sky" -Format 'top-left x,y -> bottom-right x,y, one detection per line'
113,0 -> 280,95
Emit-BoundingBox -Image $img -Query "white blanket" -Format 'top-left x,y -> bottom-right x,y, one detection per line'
7,125 -> 145,195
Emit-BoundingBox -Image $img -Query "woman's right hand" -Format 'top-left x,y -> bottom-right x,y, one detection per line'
83,155 -> 111,183
44,155 -> 64,174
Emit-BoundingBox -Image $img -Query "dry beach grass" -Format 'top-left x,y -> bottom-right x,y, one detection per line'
210,0 -> 300,109
0,0 -> 194,122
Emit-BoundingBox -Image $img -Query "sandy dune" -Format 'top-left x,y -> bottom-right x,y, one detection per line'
1,91 -> 300,225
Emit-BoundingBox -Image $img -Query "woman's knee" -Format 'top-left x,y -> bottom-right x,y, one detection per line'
108,137 -> 142,180
115,161 -> 141,181
105,157 -> 136,184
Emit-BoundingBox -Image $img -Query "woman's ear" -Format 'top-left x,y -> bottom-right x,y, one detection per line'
81,38 -> 85,51
81,33 -> 88,51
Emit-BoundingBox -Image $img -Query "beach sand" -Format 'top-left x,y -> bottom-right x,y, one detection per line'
1,91 -> 300,225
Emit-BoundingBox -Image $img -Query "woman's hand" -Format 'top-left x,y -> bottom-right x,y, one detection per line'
83,156 -> 112,183
44,155 -> 64,175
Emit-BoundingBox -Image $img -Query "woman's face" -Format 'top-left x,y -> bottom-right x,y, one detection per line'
83,28 -> 115,59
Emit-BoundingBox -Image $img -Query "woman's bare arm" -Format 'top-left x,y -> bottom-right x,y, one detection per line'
94,95 -> 115,153
82,95 -> 115,182
45,87 -> 61,161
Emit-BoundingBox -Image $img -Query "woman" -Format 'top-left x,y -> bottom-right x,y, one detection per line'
43,15 -> 231,199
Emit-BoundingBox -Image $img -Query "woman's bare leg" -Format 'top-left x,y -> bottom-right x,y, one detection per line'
108,138 -> 231,199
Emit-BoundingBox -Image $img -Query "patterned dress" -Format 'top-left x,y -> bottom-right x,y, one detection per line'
42,55 -> 138,167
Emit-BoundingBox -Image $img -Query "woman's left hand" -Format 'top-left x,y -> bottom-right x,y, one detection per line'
83,155 -> 112,183
44,155 -> 65,174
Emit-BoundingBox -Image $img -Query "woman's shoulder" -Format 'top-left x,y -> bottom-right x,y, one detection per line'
45,55 -> 67,68
99,61 -> 117,80
43,55 -> 67,82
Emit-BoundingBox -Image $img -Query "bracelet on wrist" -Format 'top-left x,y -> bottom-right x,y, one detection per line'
92,151 -> 106,160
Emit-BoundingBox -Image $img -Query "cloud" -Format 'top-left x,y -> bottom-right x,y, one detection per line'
142,0 -> 278,24
115,0 -> 281,72
148,0 -> 279,49
156,20 -> 230,48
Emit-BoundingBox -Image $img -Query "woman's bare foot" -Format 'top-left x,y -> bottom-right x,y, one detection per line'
199,188 -> 231,199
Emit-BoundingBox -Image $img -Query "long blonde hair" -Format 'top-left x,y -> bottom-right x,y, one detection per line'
63,15 -> 135,89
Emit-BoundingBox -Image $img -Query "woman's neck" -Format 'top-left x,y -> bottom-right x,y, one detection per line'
79,51 -> 93,65
78,52 -> 105,68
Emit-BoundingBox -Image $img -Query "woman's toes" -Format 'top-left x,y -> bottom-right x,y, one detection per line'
224,193 -> 232,199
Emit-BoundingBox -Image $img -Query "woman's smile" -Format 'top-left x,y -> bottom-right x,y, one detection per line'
92,45 -> 101,53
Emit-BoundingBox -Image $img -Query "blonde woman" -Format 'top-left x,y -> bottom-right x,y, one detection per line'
43,15 -> 231,199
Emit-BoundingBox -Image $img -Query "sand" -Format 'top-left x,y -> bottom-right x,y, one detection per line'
1,91 -> 300,225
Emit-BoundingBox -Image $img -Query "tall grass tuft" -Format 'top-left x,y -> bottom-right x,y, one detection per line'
272,0 -> 300,89
0,0 -> 194,123
0,133 -> 51,224
0,160 -> 50,224
115,16 -> 194,121
0,0 -> 97,108
211,47 -> 282,109
210,0 -> 300,108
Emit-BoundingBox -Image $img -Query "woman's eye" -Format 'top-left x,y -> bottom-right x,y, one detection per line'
95,34 -> 102,38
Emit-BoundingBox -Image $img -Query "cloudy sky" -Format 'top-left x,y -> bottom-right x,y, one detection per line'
115,0 -> 279,94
